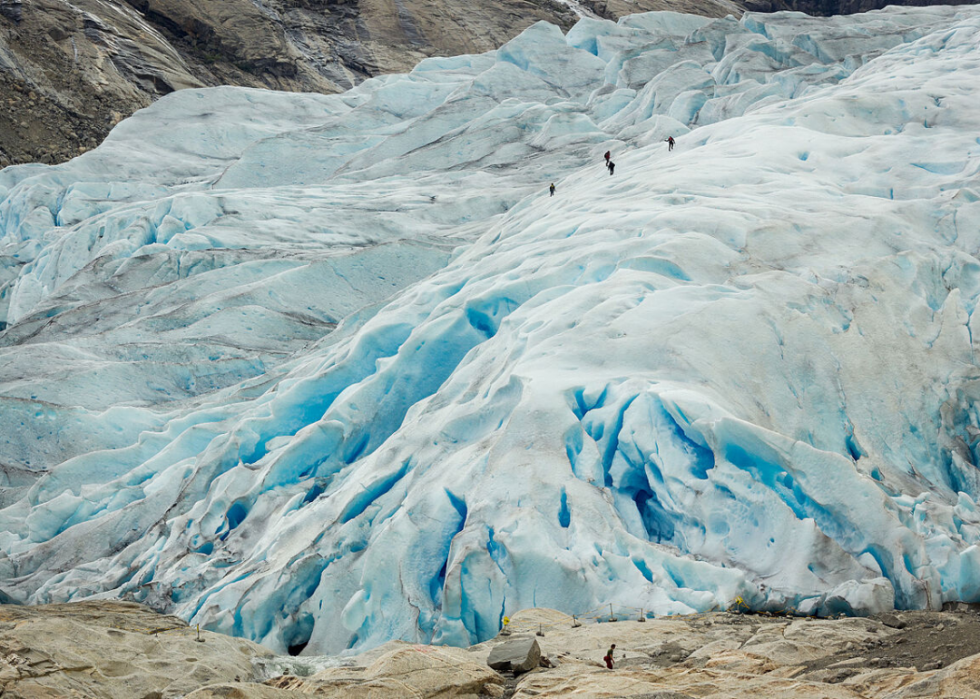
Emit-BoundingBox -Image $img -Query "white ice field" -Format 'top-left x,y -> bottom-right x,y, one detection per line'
1,4 -> 980,655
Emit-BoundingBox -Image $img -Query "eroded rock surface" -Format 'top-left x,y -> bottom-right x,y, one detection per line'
0,600 -> 274,698
488,608 -> 980,699
7,602 -> 980,698
260,643 -> 506,698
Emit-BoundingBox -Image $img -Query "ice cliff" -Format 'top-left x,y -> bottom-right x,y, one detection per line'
2,5 -> 980,656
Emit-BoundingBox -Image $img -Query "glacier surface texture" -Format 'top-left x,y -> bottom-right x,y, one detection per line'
2,5 -> 980,655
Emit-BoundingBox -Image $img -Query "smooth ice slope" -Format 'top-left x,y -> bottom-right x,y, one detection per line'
2,5 -> 980,655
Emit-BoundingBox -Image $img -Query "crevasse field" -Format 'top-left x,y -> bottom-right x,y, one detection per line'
2,5 -> 980,655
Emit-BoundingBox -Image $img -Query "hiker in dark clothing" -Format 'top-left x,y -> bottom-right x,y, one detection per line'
549,183 -> 556,197
667,136 -> 675,151
604,150 -> 611,164
607,161 -> 615,175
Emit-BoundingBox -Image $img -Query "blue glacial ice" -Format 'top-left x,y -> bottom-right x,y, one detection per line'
3,4 -> 980,655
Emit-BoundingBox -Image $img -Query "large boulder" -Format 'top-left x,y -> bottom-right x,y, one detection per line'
487,635 -> 542,674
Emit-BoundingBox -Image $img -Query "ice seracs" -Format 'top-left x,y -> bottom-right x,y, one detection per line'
2,5 -> 980,656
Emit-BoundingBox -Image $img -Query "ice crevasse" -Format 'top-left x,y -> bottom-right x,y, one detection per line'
1,5 -> 980,655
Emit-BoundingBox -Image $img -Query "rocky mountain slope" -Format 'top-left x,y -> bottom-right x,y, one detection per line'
0,0 -> 748,167
5,602 -> 980,698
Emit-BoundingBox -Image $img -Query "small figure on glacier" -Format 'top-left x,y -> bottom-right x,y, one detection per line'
607,160 -> 615,176
603,643 -> 616,669
549,183 -> 556,197
666,136 -> 675,151
604,150 -> 611,164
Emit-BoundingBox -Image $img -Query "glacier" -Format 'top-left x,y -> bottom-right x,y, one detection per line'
2,4 -> 980,656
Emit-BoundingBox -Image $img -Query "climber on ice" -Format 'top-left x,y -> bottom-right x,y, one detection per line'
607,161 -> 615,175
604,150 -> 611,164
666,136 -> 675,151
549,183 -> 556,196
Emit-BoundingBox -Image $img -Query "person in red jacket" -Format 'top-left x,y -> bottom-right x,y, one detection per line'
667,136 -> 675,151
604,150 -> 611,164
603,643 -> 616,669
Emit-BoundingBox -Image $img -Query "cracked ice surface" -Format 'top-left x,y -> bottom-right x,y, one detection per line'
3,5 -> 980,655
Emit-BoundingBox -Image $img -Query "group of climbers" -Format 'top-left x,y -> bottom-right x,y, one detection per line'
549,137 -> 676,197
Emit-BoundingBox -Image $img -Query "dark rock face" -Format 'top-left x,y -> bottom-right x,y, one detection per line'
487,635 -> 542,674
742,0 -> 978,15
0,0 -> 23,24
0,0 -> 197,166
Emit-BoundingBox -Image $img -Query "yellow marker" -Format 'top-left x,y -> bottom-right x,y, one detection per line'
502,616 -> 510,626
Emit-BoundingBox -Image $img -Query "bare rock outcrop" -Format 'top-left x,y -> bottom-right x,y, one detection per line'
0,0 -> 204,167
7,602 -> 980,698
491,607 -> 980,698
258,643 -> 506,697
0,600 -> 274,698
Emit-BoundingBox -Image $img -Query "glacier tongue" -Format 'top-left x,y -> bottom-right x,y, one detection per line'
3,5 -> 980,655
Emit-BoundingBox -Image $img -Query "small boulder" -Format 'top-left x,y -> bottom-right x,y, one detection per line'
879,613 -> 907,630
487,635 -> 541,674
